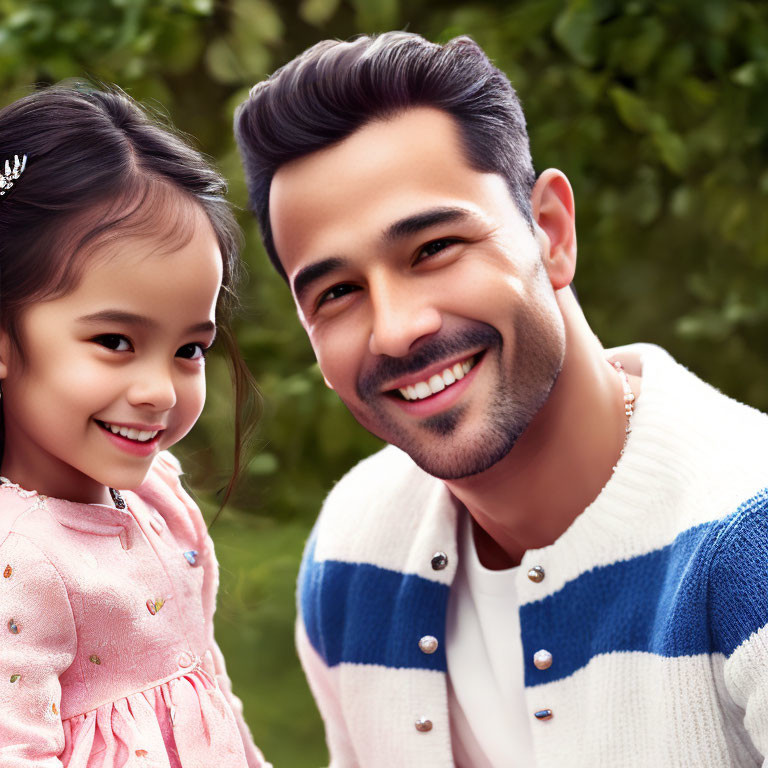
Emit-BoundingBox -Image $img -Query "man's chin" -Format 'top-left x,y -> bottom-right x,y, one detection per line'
406,437 -> 518,480
346,400 -> 520,480
386,420 -> 524,481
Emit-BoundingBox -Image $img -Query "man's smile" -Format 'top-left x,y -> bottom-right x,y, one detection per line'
393,353 -> 480,401
382,352 -> 486,421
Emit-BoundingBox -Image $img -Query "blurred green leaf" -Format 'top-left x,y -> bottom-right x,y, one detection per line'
351,0 -> 399,31
553,0 -> 599,67
300,0 -> 341,27
609,86 -> 653,132
206,37 -> 245,84
651,127 -> 688,174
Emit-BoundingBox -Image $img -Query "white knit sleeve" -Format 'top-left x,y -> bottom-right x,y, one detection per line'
296,616 -> 359,767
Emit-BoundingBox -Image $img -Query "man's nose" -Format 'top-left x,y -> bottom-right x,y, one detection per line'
368,277 -> 442,358
126,361 -> 177,411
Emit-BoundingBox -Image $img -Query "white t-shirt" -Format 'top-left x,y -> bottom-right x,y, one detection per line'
446,509 -> 536,767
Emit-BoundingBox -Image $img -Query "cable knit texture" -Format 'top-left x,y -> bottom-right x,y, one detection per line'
0,451 -> 269,768
296,344 -> 768,767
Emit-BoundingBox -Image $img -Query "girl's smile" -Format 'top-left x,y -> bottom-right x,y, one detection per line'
95,420 -> 165,457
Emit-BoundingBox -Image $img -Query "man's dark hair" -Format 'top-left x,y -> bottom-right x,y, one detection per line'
234,32 -> 536,281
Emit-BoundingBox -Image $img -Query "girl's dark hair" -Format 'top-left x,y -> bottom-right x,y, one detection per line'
0,85 -> 259,507
234,32 -> 536,281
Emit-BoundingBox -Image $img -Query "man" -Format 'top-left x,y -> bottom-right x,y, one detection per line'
235,33 -> 768,767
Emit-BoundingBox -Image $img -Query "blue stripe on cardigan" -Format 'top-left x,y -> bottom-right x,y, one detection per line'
299,534 -> 450,671
300,489 -> 768,681
523,489 -> 768,685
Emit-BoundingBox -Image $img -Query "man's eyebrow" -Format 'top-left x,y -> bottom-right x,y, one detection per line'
292,257 -> 347,305
383,206 -> 475,243
76,310 -> 216,336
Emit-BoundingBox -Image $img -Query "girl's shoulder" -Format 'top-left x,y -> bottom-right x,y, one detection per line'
132,451 -> 208,551
0,485 -> 60,552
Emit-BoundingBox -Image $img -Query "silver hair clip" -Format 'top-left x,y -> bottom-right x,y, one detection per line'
0,154 -> 27,196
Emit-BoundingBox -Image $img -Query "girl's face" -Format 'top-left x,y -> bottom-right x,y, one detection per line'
0,203 -> 223,505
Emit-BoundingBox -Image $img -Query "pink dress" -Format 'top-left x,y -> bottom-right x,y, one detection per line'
0,451 -> 270,768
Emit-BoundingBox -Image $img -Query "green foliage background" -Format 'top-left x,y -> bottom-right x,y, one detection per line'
3,0 -> 768,764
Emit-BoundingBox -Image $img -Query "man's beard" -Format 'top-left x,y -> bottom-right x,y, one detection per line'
351,311 -> 564,480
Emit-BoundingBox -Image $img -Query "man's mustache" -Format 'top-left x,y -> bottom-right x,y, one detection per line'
357,324 -> 502,400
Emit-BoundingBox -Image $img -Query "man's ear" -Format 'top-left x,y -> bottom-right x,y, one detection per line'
530,168 -> 577,291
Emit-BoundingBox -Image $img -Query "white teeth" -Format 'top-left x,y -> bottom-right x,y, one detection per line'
102,422 -> 159,442
397,356 -> 477,401
414,382 -> 431,399
428,375 -> 445,395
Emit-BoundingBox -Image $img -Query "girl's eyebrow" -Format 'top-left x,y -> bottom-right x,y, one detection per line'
76,309 -> 216,336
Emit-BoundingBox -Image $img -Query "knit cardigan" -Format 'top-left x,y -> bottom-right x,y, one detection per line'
296,344 -> 768,768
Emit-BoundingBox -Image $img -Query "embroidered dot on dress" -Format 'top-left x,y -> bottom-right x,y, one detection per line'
183,550 -> 198,566
8,618 -> 19,634
3,564 -> 12,578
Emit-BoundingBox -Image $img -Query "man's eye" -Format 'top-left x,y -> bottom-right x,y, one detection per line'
317,283 -> 359,308
176,343 -> 209,360
416,238 -> 460,262
93,334 -> 132,352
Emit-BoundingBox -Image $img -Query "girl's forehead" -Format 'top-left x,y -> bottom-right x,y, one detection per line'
39,200 -> 223,327
81,185 -> 212,267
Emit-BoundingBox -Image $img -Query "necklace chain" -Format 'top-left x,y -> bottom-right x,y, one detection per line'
610,359 -> 635,458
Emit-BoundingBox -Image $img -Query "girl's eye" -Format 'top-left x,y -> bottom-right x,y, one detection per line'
93,334 -> 132,352
176,343 -> 209,360
416,238 -> 460,262
317,283 -> 359,308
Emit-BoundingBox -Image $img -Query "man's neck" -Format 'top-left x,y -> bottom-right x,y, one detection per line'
444,315 -> 642,570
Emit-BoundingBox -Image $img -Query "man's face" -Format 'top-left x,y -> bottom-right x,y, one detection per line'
270,107 -> 566,479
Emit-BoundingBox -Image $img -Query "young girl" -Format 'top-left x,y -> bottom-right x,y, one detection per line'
0,87 -> 269,767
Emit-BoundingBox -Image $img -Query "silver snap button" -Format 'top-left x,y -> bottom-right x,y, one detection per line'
415,717 -> 433,732
534,709 -> 553,721
431,552 -> 448,570
533,649 -> 553,670
527,565 -> 545,583
418,635 -> 438,654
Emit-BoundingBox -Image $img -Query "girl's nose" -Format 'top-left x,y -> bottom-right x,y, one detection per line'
126,365 -> 177,411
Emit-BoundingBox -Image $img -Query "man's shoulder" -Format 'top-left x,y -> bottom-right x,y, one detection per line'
297,444 -> 456,666
319,443 -> 449,531
629,343 -> 768,477
325,444 -> 438,506
705,488 -> 768,658
304,444 -> 456,570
